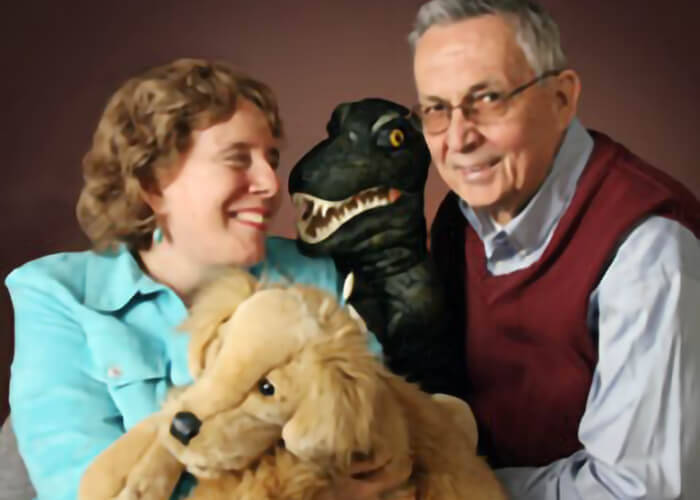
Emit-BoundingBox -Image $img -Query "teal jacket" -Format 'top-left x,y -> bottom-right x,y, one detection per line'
6,236 -> 380,500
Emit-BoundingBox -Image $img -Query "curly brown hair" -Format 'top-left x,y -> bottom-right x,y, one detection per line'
77,57 -> 284,251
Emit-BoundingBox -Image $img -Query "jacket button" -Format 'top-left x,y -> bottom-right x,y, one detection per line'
107,366 -> 122,379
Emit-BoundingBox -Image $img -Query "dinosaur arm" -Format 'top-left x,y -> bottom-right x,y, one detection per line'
379,262 -> 467,397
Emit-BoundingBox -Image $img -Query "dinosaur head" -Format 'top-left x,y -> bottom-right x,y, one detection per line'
289,98 -> 431,258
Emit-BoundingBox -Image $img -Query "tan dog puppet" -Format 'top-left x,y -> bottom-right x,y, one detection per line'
79,270 -> 508,500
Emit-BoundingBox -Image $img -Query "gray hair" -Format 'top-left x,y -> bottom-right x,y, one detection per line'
408,0 -> 567,75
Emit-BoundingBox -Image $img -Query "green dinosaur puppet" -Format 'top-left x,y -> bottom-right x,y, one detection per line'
289,98 -> 465,397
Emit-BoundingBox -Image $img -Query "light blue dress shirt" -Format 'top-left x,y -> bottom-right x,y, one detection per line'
459,119 -> 700,499
6,236 -> 381,500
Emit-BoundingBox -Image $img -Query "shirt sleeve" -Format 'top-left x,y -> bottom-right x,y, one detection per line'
495,216 -> 700,500
7,267 -> 125,500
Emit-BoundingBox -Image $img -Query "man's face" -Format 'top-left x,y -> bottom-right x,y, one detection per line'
413,15 -> 570,223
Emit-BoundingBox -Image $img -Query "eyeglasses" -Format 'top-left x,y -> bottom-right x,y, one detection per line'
413,70 -> 562,135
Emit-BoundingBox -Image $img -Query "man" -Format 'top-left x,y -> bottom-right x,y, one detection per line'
409,0 -> 700,498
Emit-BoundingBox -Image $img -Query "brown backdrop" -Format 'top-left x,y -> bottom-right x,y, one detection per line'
2,1 -> 699,422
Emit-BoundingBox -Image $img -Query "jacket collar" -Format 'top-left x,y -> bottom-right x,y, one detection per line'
83,240 -> 282,312
84,245 -> 169,311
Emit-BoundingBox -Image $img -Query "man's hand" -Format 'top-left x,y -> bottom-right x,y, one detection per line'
315,455 -> 415,500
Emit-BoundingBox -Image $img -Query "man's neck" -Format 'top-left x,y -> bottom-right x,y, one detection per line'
487,187 -> 541,226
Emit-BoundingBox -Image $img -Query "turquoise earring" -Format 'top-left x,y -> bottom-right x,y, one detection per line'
153,227 -> 164,244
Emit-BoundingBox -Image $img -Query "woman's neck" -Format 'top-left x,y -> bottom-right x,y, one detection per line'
137,242 -> 216,306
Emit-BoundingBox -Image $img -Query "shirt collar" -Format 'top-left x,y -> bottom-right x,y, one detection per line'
459,118 -> 594,258
84,245 -> 170,311
84,238 -> 281,312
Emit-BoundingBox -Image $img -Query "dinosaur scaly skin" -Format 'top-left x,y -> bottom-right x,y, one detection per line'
289,98 -> 465,396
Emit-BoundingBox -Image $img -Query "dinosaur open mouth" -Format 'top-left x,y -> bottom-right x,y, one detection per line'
292,186 -> 401,244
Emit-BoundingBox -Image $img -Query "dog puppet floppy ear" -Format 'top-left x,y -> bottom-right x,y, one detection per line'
281,323 -> 379,470
180,268 -> 258,377
173,285 -> 331,421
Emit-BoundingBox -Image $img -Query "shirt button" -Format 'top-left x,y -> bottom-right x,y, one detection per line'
494,232 -> 508,245
107,366 -> 122,379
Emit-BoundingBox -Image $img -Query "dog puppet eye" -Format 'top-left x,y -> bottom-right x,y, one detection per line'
258,378 -> 275,396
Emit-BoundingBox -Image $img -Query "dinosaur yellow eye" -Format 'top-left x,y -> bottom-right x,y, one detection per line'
389,129 -> 405,148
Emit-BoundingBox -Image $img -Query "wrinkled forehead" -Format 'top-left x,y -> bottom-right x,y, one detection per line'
413,15 -> 532,97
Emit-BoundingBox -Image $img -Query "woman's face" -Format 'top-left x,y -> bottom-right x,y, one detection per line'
154,98 -> 281,268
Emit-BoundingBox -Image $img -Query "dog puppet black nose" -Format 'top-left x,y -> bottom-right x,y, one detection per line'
170,411 -> 202,445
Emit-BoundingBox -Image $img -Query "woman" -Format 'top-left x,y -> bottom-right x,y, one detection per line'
6,58 -> 408,500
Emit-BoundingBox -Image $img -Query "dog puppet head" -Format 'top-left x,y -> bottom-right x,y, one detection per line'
159,271 -> 386,477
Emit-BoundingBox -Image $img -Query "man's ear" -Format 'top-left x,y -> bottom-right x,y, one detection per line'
552,69 -> 581,130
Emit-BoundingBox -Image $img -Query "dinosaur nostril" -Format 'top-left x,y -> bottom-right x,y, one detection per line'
170,411 -> 202,445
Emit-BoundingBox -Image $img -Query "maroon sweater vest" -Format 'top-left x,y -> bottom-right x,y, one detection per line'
430,132 -> 700,468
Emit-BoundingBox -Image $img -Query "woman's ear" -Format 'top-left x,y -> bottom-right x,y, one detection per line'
281,339 -> 378,470
139,176 -> 166,215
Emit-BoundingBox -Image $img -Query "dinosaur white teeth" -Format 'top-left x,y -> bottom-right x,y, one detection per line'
293,187 -> 400,244
303,200 -> 313,220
